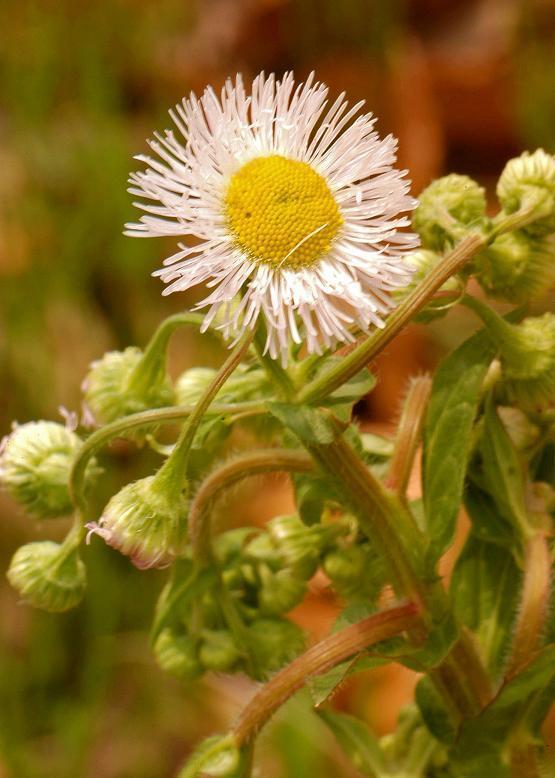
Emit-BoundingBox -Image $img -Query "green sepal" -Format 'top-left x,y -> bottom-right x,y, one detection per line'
449,645 -> 555,776
317,709 -> 387,777
422,329 -> 496,566
450,534 -> 521,678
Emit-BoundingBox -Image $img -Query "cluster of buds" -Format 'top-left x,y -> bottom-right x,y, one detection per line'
153,516 -> 343,681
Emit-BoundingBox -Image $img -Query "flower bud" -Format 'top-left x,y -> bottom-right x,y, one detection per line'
199,630 -> 241,673
496,313 -> 555,410
258,566 -> 307,615
154,628 -> 203,681
497,149 -> 555,236
175,367 -> 217,406
248,618 -> 305,676
176,734 -> 241,778
324,543 -> 387,601
266,515 -> 322,579
7,541 -> 86,612
474,231 -> 554,303
394,250 -> 464,322
86,475 -> 188,569
82,347 -> 174,427
0,421 -> 96,519
412,174 -> 486,251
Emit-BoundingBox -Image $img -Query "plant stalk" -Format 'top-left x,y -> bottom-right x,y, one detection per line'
233,602 -> 420,745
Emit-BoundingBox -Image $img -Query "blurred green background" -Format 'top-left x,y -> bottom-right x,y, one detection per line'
1,1 -> 554,776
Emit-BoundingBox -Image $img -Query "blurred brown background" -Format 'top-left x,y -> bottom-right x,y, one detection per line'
0,1 -> 554,776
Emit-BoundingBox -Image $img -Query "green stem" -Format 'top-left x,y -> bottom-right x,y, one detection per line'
385,375 -> 432,497
127,312 -> 207,394
189,449 -> 314,563
69,400 -> 265,512
506,533 -> 551,679
253,324 -> 296,399
490,190 -> 554,239
233,602 -> 420,746
143,329 -> 254,496
298,232 -> 487,405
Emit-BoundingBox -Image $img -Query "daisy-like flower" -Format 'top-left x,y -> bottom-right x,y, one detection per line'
126,72 -> 418,361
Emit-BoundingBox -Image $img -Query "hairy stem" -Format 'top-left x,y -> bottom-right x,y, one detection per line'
127,312 -> 208,394
233,602 -> 420,745
154,329 -> 255,495
385,374 -> 432,496
69,401 -> 265,513
298,232 -> 486,405
506,533 -> 551,679
189,449 -> 314,563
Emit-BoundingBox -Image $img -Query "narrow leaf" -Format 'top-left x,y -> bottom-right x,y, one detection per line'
317,709 -> 387,777
449,646 -> 555,776
450,534 -> 521,677
422,330 -> 496,564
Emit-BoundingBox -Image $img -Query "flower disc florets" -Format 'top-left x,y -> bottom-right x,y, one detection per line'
126,72 -> 418,361
0,421 -> 95,519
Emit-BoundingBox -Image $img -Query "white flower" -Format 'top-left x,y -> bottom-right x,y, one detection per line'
126,72 -> 418,361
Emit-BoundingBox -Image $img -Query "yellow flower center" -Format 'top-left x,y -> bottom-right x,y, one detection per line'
224,155 -> 343,270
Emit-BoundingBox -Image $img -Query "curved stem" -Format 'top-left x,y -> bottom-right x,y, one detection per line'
233,602 -> 420,746
506,533 -> 551,679
189,449 -> 314,563
69,401 -> 266,512
385,374 -> 432,497
298,232 -> 487,405
154,329 -> 255,496
127,312 -> 208,394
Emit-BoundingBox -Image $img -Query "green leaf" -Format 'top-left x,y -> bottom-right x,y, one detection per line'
478,396 -> 529,538
422,330 -> 496,564
463,483 -> 515,550
450,534 -> 521,677
317,709 -> 387,777
360,431 -> 395,463
415,676 -> 457,745
449,646 -> 555,776
266,402 -> 344,444
324,363 -> 376,405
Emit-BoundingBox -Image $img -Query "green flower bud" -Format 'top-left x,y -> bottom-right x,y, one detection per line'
266,515 -> 322,578
86,475 -> 188,569
413,174 -> 486,250
497,407 -> 541,452
199,630 -> 241,673
175,367 -> 217,406
497,149 -> 555,236
324,543 -> 387,601
176,734 -> 241,778
243,532 -> 276,564
82,347 -> 174,427
248,618 -> 305,676
474,230 -> 554,302
258,566 -> 306,615
0,421 -> 97,519
393,250 -> 464,322
496,314 -> 555,410
7,541 -> 86,612
154,628 -> 203,681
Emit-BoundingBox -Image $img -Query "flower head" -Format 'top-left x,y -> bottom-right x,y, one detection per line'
126,72 -> 417,361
